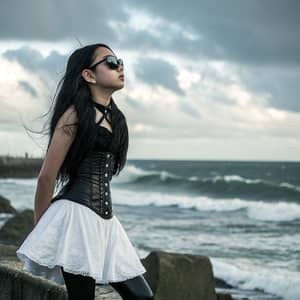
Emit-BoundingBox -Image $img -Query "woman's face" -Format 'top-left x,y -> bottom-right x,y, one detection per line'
89,46 -> 124,91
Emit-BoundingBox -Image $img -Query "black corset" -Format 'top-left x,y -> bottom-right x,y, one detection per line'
50,100 -> 116,219
51,150 -> 115,219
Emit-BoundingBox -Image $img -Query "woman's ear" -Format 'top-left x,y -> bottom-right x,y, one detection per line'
81,69 -> 96,84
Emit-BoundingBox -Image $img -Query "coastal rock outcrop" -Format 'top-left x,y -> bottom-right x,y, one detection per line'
141,250 -> 219,300
0,195 -> 17,214
0,209 -> 34,246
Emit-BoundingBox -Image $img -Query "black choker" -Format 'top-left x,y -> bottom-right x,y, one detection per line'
92,100 -> 112,113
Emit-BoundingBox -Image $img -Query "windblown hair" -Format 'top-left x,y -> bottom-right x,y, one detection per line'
44,43 -> 128,188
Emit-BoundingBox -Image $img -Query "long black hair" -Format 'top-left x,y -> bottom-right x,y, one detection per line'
34,43 -> 128,189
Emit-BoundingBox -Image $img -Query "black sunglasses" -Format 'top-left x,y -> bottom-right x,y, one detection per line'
88,55 -> 124,70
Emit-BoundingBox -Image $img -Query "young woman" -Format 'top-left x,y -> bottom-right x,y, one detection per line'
16,43 -> 154,300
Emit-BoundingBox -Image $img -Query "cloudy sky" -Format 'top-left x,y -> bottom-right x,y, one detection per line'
0,0 -> 299,161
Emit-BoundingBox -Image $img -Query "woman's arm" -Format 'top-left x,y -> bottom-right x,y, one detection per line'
34,105 -> 78,225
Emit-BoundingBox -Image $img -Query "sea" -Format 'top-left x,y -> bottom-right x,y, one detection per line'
0,159 -> 299,300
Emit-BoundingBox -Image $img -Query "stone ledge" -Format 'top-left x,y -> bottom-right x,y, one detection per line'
0,242 -> 233,300
0,263 -> 67,300
0,262 -> 122,300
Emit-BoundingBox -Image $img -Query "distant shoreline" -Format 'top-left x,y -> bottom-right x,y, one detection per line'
0,155 -> 42,178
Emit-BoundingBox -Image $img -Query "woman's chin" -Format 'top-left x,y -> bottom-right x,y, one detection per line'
113,83 -> 124,92
117,81 -> 125,89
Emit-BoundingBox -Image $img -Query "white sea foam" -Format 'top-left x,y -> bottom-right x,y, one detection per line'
112,188 -> 300,222
211,257 -> 300,300
113,164 -> 180,183
0,178 -> 37,186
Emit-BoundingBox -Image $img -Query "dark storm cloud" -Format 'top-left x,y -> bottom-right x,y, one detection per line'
125,96 -> 145,110
121,0 -> 300,113
1,0 -> 299,113
0,0 -> 126,41
134,57 -> 184,95
1,0 -> 298,66
125,0 -> 300,66
178,102 -> 200,119
3,47 -> 67,76
238,66 -> 300,112
3,47 -> 43,70
126,0 -> 300,112
18,80 -> 38,98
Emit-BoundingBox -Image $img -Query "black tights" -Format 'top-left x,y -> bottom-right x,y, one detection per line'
60,267 -> 154,300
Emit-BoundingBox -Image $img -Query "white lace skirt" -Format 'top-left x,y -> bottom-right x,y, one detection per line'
16,199 -> 146,285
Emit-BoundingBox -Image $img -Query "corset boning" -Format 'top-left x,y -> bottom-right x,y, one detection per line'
51,127 -> 115,219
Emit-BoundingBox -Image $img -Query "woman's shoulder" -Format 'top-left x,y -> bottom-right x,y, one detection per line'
59,105 -> 78,126
62,104 -> 78,123
56,104 -> 78,138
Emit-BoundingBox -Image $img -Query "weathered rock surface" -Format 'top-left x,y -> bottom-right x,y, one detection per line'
0,195 -> 17,214
141,250 -> 218,300
0,209 -> 34,246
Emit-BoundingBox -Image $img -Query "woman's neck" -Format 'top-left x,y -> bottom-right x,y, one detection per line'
90,87 -> 113,107
91,96 -> 112,107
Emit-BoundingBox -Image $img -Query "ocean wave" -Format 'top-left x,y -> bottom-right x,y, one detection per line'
0,178 -> 36,186
113,165 -> 300,202
211,257 -> 300,300
113,188 -> 300,222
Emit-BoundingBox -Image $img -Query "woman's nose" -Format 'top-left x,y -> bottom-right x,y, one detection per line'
117,64 -> 123,72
